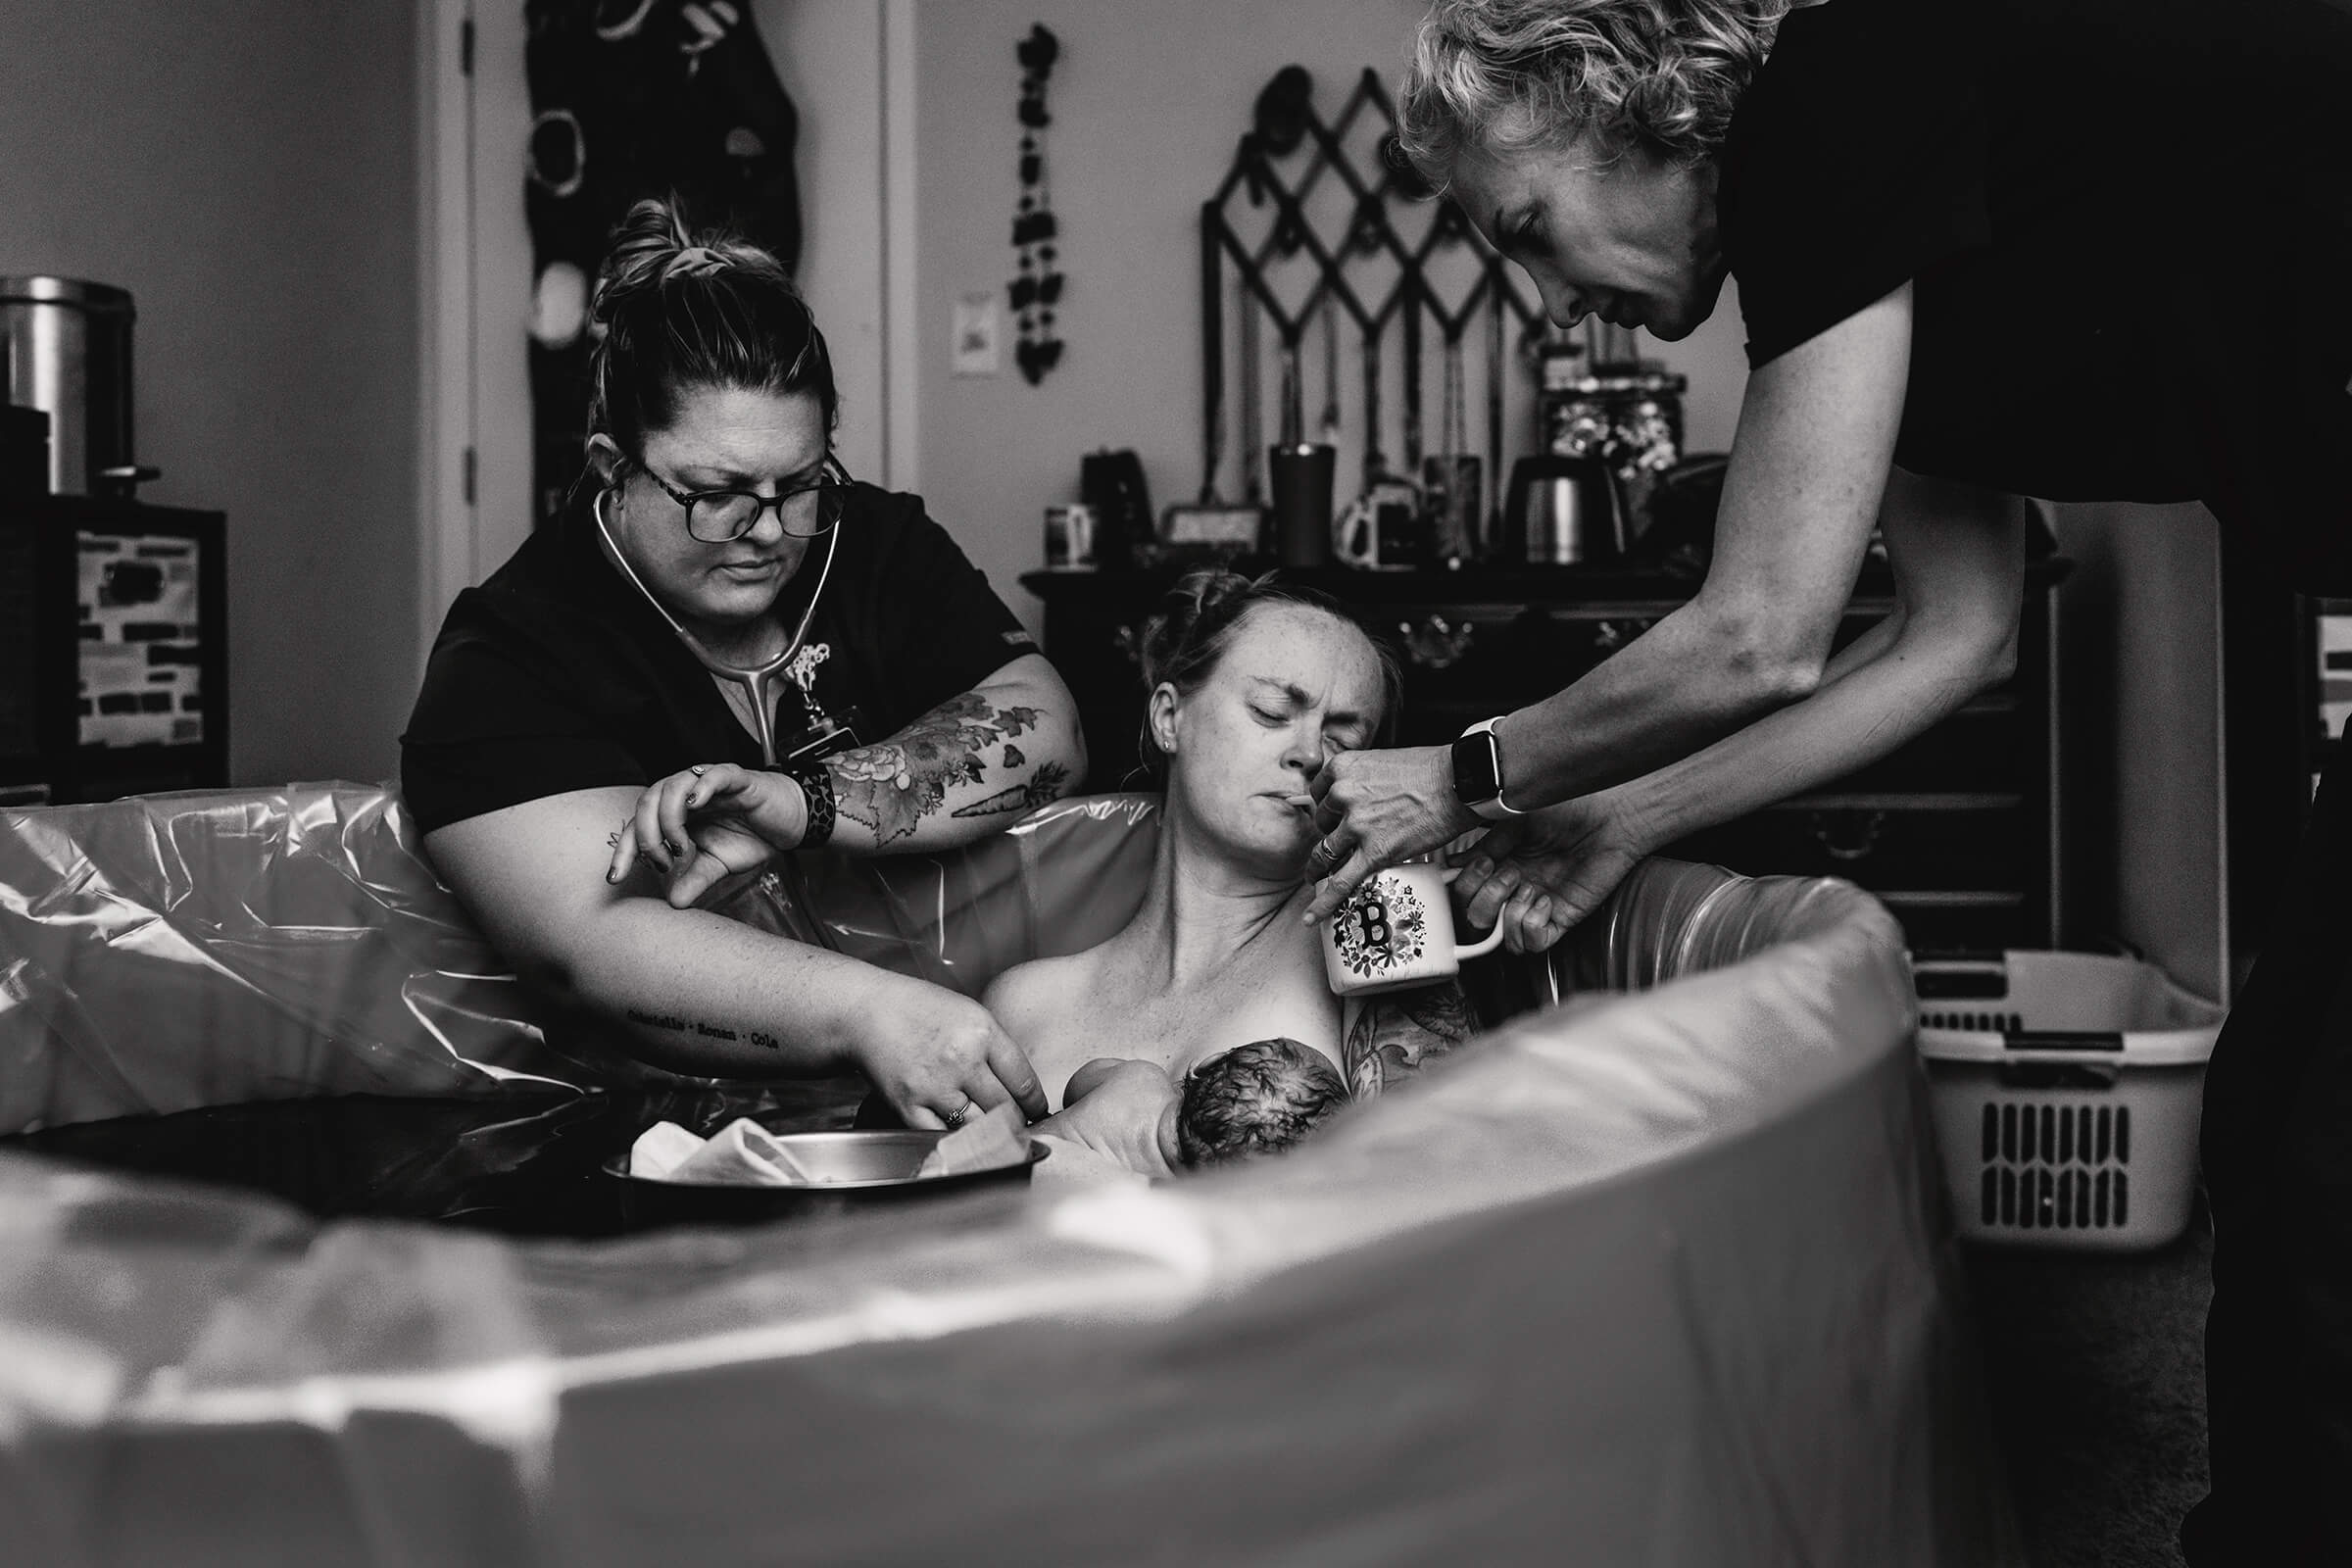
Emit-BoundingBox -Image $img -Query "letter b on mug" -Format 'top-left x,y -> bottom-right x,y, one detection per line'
1321,862 -> 1504,996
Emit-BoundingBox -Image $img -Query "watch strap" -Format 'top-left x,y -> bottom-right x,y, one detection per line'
1459,716 -> 1524,822
787,760 -> 838,850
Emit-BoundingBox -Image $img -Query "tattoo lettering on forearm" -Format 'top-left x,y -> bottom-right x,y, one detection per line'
830,692 -> 1067,842
626,1007 -> 744,1044
1343,983 -> 1477,1100
952,760 -> 1072,819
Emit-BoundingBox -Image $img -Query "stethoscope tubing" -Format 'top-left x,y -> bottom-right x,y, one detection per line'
592,485 -> 841,767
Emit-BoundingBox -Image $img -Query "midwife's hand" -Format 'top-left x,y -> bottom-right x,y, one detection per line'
607,762 -> 806,909
853,978 -> 1050,1130
1302,744 -> 1480,925
1450,792 -> 1653,953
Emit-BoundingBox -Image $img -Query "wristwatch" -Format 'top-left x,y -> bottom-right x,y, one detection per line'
1451,716 -> 1524,822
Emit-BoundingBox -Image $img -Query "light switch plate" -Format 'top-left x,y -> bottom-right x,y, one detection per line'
953,293 -> 1001,377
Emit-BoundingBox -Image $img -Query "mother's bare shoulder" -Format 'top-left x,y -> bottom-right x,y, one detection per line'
982,948 -> 1107,1051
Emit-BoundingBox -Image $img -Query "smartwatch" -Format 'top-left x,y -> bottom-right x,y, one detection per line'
1451,716 -> 1524,823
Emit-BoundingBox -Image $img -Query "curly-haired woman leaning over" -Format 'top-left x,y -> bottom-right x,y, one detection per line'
1299,3 -> 2352,1558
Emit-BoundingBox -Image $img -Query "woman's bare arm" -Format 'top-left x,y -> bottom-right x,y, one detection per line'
1616,467 -> 2027,848
618,652 -> 1086,904
1303,282 -> 1916,920
1454,469 -> 2027,950
427,786 -> 1047,1122
1495,281 -> 1919,796
820,653 -> 1086,854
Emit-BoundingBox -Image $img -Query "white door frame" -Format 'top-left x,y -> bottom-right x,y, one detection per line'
415,0 -> 532,674
416,0 -> 476,683
881,0 -> 919,495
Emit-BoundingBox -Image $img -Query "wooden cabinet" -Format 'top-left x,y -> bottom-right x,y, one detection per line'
1023,559 -> 2067,955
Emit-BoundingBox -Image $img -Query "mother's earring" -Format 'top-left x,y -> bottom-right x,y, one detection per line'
1147,687 -> 1180,759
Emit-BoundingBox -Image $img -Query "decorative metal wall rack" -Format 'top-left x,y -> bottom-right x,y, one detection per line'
1196,67 -> 1557,539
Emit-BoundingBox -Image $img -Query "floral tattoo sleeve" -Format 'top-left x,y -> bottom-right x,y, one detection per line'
1342,982 -> 1478,1101
826,692 -> 1067,844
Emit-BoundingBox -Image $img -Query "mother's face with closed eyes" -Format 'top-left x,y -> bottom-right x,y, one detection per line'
1149,604 -> 1390,877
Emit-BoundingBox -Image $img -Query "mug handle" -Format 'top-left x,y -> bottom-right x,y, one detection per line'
1439,864 -> 1507,958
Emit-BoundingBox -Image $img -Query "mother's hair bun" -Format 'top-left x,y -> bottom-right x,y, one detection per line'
1137,568 -> 1254,691
1131,568 -> 1401,780
583,195 -> 835,460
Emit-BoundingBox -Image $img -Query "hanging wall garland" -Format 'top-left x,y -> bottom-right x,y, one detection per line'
1010,24 -> 1063,384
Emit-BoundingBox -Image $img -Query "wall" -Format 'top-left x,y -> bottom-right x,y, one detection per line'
0,0 -> 419,788
909,0 -> 1752,635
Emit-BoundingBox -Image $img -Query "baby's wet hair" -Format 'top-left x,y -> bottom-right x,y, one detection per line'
1136,568 -> 1402,780
586,196 -> 836,459
1175,1037 -> 1351,1169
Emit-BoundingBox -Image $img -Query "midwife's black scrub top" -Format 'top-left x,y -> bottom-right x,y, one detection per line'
1719,2 -> 2352,1557
401,483 -> 1038,833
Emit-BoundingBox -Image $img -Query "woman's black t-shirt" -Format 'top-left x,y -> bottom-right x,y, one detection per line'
1719,0 -> 2352,587
401,484 -> 1038,833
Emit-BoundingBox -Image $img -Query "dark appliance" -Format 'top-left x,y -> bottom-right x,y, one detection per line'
1502,454 -> 1622,565
0,406 -> 47,499
0,494 -> 228,806
1079,449 -> 1152,571
1,276 -> 148,497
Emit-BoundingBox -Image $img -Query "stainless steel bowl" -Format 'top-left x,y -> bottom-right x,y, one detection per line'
600,1129 -> 1046,1227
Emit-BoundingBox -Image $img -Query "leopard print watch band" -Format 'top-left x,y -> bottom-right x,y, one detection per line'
788,760 -> 837,850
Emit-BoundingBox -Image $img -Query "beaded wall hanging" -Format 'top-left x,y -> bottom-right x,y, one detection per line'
1010,23 -> 1063,384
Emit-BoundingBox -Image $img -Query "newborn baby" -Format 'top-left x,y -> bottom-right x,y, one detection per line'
1035,1037 -> 1350,1179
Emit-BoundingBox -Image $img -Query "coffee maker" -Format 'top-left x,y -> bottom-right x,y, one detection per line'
2,276 -> 159,497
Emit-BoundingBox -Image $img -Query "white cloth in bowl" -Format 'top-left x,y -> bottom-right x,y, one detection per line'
629,1118 -> 820,1185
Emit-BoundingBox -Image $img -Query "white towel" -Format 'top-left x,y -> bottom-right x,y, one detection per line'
628,1117 -> 820,1185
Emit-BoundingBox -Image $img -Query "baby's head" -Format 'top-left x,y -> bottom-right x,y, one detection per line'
1175,1037 -> 1350,1169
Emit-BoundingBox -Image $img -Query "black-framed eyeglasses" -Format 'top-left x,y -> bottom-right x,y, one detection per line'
627,454 -> 850,543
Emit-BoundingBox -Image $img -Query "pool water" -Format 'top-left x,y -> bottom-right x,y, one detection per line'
1,1079 -> 869,1239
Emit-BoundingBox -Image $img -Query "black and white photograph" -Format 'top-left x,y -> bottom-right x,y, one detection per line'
1,0 -> 2347,1562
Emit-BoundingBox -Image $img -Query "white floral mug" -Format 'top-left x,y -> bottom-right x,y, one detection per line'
1320,861 -> 1504,996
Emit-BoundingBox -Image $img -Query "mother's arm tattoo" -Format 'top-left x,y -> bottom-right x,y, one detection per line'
829,692 -> 1063,843
1342,982 -> 1478,1101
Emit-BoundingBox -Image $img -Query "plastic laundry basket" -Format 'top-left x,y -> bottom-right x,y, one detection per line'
1915,951 -> 2224,1252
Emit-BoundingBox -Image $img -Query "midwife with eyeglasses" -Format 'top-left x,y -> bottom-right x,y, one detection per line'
402,199 -> 1079,1130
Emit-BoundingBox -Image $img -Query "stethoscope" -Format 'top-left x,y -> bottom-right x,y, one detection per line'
591,476 -> 842,767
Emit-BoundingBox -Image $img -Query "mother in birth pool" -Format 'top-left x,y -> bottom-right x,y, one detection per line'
987,569 -> 1481,1180
402,198 -> 1084,1128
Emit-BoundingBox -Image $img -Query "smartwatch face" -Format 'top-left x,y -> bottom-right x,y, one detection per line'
1451,730 -> 1502,804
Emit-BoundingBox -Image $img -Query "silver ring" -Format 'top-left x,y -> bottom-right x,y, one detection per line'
943,1100 -> 978,1128
689,764 -> 707,777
